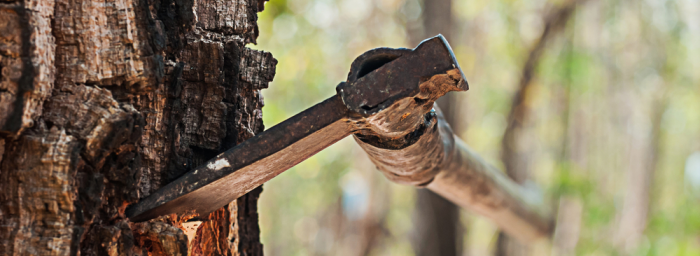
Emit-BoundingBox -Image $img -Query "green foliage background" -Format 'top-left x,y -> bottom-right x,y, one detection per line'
250,0 -> 700,255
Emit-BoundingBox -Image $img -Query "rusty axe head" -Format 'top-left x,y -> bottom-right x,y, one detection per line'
338,34 -> 467,115
340,34 -> 468,138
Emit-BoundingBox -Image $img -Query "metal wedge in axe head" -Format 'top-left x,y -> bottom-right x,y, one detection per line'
126,35 -> 553,242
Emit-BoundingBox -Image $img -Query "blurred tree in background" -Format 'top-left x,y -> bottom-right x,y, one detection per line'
406,1 -> 464,256
251,0 -> 700,255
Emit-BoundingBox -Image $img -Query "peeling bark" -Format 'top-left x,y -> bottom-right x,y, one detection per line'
0,0 -> 276,254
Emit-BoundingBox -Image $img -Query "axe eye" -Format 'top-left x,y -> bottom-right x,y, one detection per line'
356,53 -> 401,79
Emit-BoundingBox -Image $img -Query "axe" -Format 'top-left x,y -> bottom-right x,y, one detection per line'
126,35 -> 553,242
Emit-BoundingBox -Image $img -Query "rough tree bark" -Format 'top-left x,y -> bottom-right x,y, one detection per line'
407,0 -> 463,255
0,0 -> 276,254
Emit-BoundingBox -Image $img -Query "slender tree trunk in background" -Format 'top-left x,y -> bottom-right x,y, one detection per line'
612,94 -> 665,253
551,197 -> 583,256
411,191 -> 462,256
611,6 -> 670,251
331,153 -> 390,256
0,0 -> 276,254
550,24 -> 583,256
498,1 -> 582,256
407,0 -> 463,255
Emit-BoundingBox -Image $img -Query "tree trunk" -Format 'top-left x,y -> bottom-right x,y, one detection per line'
612,89 -> 665,253
0,0 -> 276,254
497,1 -> 582,255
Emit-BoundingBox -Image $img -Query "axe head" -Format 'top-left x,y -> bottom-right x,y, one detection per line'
337,34 -> 468,116
126,35 -> 468,223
